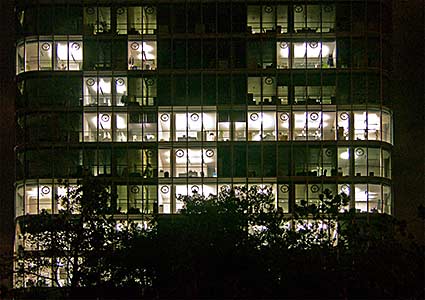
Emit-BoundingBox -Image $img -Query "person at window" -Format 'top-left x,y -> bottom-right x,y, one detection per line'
327,54 -> 334,67
121,93 -> 128,105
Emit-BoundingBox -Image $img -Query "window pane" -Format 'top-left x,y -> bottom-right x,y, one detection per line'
25,41 -> 38,71
128,41 -> 157,70
39,41 -> 52,70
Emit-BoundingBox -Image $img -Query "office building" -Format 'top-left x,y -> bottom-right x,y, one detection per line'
14,0 -> 393,284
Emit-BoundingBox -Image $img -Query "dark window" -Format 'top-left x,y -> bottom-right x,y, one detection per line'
173,40 -> 186,69
173,76 -> 187,105
278,145 -> 290,177
172,4 -> 186,33
158,39 -> 171,69
187,4 -> 201,33
231,3 -> 246,33
217,4 -> 231,33
157,75 -> 171,105
188,75 -> 201,105
232,39 -> 246,68
203,3 -> 216,33
218,145 -> 232,177
248,144 -> 262,177
203,75 -> 216,105
233,144 -> 246,177
39,6 -> 54,34
203,40 -> 216,69
188,40 -> 201,69
263,144 -> 277,177
54,6 -> 83,34
217,76 -> 231,105
232,75 -> 247,104
84,39 -> 126,71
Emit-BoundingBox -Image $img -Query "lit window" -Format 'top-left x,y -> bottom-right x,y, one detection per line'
354,184 -> 383,213
128,41 -> 157,70
173,148 -> 217,178
54,40 -> 83,70
293,41 -> 336,69
354,111 -> 381,141
248,112 -> 276,141
173,112 -> 216,142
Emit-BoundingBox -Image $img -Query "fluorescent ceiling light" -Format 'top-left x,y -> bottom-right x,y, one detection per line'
279,47 -> 289,58
339,151 -> 349,160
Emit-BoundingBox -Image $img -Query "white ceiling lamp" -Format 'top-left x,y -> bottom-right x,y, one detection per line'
339,151 -> 349,160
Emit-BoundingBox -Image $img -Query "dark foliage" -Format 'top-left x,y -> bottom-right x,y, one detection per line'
13,184 -> 424,299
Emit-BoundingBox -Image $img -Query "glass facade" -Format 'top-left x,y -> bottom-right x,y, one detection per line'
15,0 -> 393,219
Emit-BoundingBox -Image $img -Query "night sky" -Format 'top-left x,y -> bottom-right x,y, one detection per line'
391,0 -> 424,241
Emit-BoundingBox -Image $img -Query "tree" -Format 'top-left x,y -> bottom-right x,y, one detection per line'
152,186 -> 423,299
14,177 -> 149,292
13,182 -> 423,299
153,185 -> 279,298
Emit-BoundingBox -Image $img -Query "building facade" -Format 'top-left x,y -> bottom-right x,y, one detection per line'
14,0 -> 392,246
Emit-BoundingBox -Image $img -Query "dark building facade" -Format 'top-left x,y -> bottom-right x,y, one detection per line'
13,0 -> 394,286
